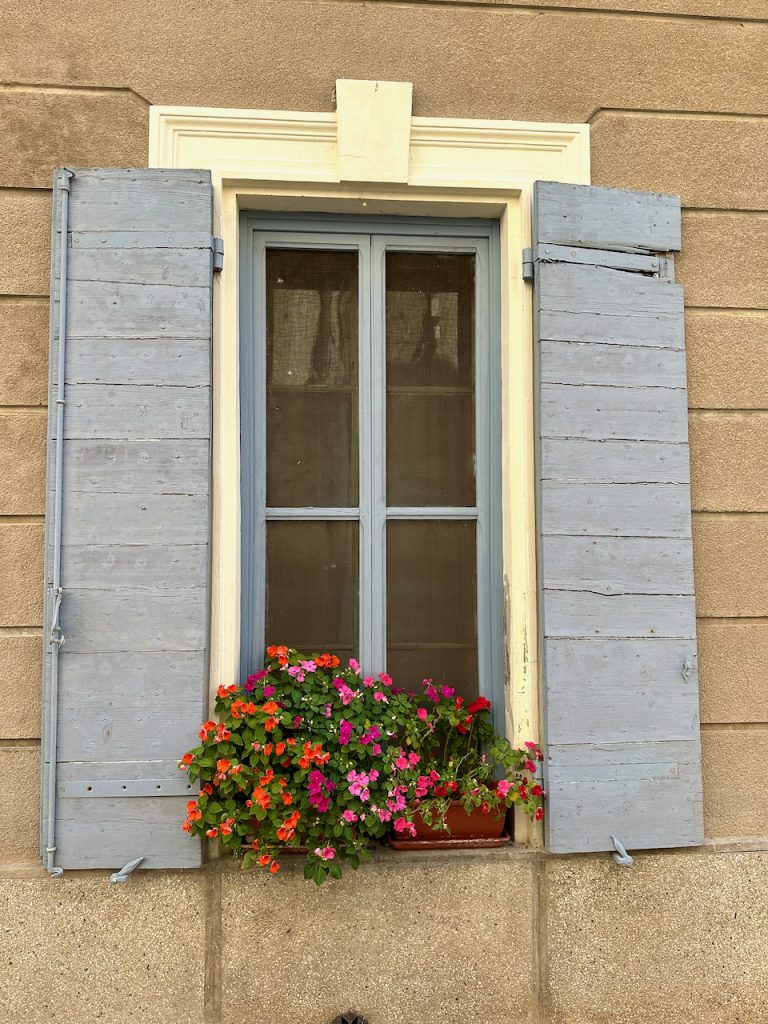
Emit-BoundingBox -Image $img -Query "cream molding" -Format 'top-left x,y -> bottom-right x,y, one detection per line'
148,89 -> 589,844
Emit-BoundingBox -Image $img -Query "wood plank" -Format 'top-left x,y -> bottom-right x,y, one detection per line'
535,243 -> 660,274
68,245 -> 211,287
66,439 -> 209,494
540,339 -> 687,389
57,651 -> 207,761
67,168 -> 212,233
541,536 -> 694,595
541,482 -> 692,537
541,439 -> 691,485
61,544 -> 208,590
534,181 -> 681,253
545,758 -> 702,853
543,590 -> 697,639
55,797 -> 201,868
67,281 -> 211,340
65,337 -> 210,386
62,492 -> 209,545
541,382 -> 688,442
62,384 -> 210,440
544,638 -> 700,746
538,263 -> 684,348
71,230 -> 212,250
60,588 -> 208,653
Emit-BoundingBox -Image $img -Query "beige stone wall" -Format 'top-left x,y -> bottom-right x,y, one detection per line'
0,2 -> 766,1018
1,845 -> 768,1024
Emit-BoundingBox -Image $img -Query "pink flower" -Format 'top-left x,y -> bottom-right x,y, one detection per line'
408,752 -> 420,767
440,685 -> 455,698
360,725 -> 380,746
373,691 -> 388,702
393,817 -> 417,837
525,741 -> 537,750
416,707 -> 429,722
292,715 -> 302,728
394,755 -> 409,771
348,658 -> 361,675
525,760 -> 537,773
323,704 -> 333,718
263,684 -> 276,698
376,807 -> 392,822
371,744 -> 382,755
347,770 -> 372,801
341,809 -> 358,824
287,665 -> 305,682
244,669 -> 267,691
362,676 -> 375,688
378,673 -> 393,687
339,719 -> 353,745
425,685 -> 439,703
497,779 -> 511,798
301,660 -> 317,673
314,846 -> 335,860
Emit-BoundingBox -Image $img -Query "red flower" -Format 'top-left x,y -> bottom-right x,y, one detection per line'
535,808 -> 544,821
258,853 -> 271,867
524,760 -> 537,773
467,696 -> 492,715
206,827 -> 219,838
216,758 -> 231,774
180,752 -> 194,767
531,784 -> 543,797
182,821 -> 193,833
269,861 -> 280,874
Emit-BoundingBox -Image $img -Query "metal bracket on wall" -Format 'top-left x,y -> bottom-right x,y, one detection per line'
610,835 -> 634,866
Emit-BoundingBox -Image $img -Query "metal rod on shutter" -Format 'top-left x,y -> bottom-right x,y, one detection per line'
44,168 -> 73,877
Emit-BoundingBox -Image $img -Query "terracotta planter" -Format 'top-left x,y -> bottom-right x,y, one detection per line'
389,800 -> 509,850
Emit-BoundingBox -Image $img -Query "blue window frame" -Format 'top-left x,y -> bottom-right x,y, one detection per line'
240,213 -> 503,720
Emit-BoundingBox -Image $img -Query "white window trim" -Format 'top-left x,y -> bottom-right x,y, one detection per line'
149,89 -> 590,843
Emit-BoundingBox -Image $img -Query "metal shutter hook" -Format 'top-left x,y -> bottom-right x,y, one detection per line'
610,835 -> 634,866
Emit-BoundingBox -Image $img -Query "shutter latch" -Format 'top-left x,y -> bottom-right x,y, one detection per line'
522,246 -> 534,281
109,856 -> 145,884
610,835 -> 634,867
212,237 -> 224,272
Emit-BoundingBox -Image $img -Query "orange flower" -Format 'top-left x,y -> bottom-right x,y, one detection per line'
230,764 -> 243,776
259,769 -> 274,786
216,758 -> 232,775
180,752 -> 194,767
266,645 -> 288,659
274,741 -> 286,756
263,743 -> 273,757
206,827 -> 219,838
220,817 -> 235,836
188,809 -> 202,821
250,839 -> 260,850
286,738 -> 297,747
217,684 -> 237,699
316,653 -> 340,669
182,821 -> 193,833
252,787 -> 270,811
264,717 -> 278,732
261,701 -> 279,715
281,791 -> 293,806
298,741 -> 329,769
215,723 -> 232,741
269,861 -> 280,874
258,853 -> 271,867
202,783 -> 213,796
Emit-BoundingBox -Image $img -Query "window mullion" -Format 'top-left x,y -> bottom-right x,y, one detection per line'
367,237 -> 388,676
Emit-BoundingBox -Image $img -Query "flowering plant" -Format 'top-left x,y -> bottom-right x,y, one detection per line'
180,647 -> 544,884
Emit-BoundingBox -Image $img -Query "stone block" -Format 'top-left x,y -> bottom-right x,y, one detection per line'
221,850 -> 535,1024
0,746 -> 40,864
678,212 -> 768,310
702,729 -> 768,837
0,870 -> 206,1023
0,524 -> 44,627
547,849 -> 768,1023
689,412 -> 768,512
693,515 -> 768,618
0,634 -> 42,738
686,311 -> 768,410
0,410 -> 47,514
592,111 -> 768,210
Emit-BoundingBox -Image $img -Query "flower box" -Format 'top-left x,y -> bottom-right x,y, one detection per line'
389,800 -> 509,850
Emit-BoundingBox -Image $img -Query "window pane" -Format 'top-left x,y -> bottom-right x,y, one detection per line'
386,252 -> 475,507
266,248 -> 358,507
266,521 -> 358,657
386,520 -> 478,700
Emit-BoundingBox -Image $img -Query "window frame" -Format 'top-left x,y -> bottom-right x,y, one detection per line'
239,213 -> 504,725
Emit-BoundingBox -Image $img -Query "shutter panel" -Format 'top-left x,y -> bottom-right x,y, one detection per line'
41,169 -> 213,870
533,181 -> 703,854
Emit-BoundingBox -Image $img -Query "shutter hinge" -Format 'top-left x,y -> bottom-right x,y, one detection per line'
212,236 -> 224,272
522,246 -> 534,281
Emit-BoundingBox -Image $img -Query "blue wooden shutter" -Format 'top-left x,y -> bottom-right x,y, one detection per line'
533,181 -> 703,854
41,169 -> 213,870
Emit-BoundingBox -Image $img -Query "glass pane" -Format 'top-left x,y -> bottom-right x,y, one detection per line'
386,252 -> 475,507
266,521 -> 358,656
386,520 -> 478,700
266,248 -> 358,507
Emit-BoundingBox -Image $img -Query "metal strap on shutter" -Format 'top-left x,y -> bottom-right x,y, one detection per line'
533,181 -> 703,854
41,168 -> 214,871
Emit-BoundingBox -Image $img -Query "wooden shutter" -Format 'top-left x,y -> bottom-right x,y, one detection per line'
41,169 -> 213,870
533,181 -> 703,854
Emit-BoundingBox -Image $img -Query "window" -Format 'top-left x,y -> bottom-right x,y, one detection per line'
240,216 -> 502,708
